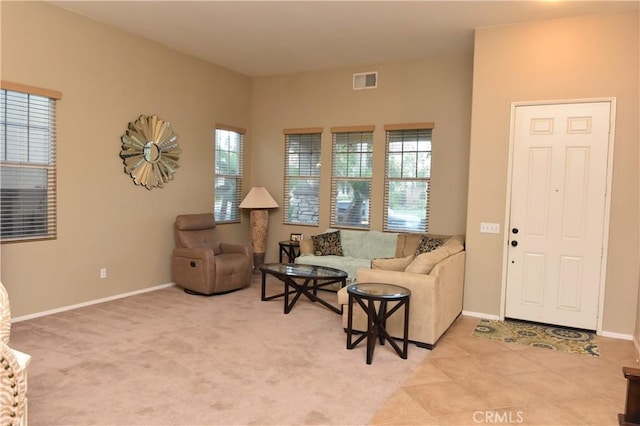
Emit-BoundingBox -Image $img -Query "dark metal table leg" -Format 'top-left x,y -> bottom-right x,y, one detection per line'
261,270 -> 267,301
366,298 -> 376,365
283,277 -> 306,314
378,300 -> 387,346
347,294 -> 368,350
347,293 -> 354,349
402,298 -> 410,359
284,277 -> 289,313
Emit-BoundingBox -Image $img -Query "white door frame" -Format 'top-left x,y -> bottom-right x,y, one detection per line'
500,97 -> 616,334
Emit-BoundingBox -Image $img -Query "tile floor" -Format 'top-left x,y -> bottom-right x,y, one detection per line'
371,316 -> 639,425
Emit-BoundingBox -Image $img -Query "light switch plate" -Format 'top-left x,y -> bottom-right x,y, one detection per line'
480,222 -> 500,234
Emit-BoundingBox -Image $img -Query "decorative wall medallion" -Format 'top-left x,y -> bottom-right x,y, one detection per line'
120,114 -> 181,190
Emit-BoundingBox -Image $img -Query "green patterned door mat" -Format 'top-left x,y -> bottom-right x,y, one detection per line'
473,319 -> 599,357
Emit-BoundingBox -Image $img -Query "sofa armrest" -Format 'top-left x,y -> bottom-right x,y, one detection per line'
339,250 -> 465,346
424,250 -> 465,331
352,269 -> 439,304
353,251 -> 464,298
299,238 -> 314,255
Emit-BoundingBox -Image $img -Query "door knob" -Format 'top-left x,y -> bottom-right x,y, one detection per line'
512,228 -> 519,234
511,240 -> 518,247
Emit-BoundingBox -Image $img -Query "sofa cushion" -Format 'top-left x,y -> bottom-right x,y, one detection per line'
340,229 -> 397,259
395,233 -> 453,258
371,255 -> 414,271
395,233 -> 422,258
444,234 -> 466,248
311,230 -> 343,256
299,237 -> 314,255
295,255 -> 371,282
414,235 -> 447,255
405,243 -> 464,274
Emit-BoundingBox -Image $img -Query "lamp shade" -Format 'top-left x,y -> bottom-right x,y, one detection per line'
239,187 -> 279,209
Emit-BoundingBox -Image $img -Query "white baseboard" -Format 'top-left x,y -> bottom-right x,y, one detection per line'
12,282 -> 176,323
462,310 -> 500,321
462,310 -> 634,341
601,330 -> 633,341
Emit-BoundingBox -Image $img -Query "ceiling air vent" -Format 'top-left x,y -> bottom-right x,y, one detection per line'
353,72 -> 377,90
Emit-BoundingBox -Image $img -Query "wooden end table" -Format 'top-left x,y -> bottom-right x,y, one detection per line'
278,240 -> 300,263
346,282 -> 411,364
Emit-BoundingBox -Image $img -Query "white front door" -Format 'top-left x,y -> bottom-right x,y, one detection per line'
505,101 -> 612,330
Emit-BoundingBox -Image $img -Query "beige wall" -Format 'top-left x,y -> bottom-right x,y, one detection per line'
3,2 -> 638,339
0,2 -> 253,317
250,53 -> 473,260
637,96 -> 640,351
466,12 -> 639,335
637,253 -> 640,351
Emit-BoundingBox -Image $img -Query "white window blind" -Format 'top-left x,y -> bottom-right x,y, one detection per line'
214,126 -> 244,223
330,127 -> 373,229
383,124 -> 433,233
1,84 -> 60,242
284,128 -> 321,225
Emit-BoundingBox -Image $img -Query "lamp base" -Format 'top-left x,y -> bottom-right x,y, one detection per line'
252,252 -> 265,274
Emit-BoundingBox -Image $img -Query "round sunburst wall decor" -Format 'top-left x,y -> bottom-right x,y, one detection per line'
120,114 -> 181,190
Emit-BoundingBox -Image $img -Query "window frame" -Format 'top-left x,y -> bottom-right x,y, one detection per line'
330,126 -> 374,230
1,81 -> 61,243
214,124 -> 245,224
383,123 -> 434,233
283,128 -> 322,226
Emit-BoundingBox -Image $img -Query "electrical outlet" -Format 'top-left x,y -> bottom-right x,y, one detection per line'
480,222 -> 500,234
100,268 -> 107,279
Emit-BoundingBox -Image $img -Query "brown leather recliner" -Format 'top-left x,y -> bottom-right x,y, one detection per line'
172,213 -> 253,296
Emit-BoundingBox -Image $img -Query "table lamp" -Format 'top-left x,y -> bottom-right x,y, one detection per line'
239,187 -> 279,273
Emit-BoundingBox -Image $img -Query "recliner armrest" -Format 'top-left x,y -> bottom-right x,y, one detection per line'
172,247 -> 215,262
220,242 -> 252,259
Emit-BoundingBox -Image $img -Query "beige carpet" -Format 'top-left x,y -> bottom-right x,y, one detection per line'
9,275 -> 429,425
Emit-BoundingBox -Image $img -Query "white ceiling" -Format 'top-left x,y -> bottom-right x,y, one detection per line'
50,1 -> 639,77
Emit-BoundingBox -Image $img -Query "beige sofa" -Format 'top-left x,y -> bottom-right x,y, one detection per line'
337,233 -> 465,349
296,229 -> 399,282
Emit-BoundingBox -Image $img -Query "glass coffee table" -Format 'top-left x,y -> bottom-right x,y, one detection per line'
260,263 -> 348,314
346,282 -> 411,364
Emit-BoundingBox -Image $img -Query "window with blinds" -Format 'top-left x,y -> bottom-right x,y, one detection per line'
214,126 -> 244,223
1,85 -> 60,242
330,127 -> 373,229
383,124 -> 433,233
284,129 -> 321,225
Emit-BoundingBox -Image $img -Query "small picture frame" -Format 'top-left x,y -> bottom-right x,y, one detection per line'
290,233 -> 303,242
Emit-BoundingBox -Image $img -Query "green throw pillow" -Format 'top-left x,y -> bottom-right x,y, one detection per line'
311,231 -> 344,256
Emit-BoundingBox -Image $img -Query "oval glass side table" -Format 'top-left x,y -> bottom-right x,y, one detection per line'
346,282 -> 411,365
